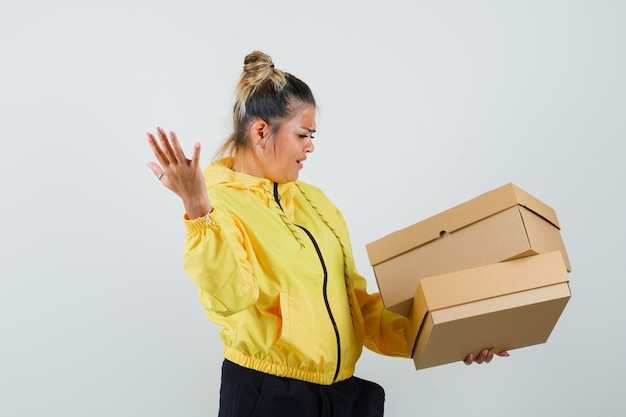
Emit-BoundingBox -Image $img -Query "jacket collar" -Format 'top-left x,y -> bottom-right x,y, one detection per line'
205,158 -> 298,210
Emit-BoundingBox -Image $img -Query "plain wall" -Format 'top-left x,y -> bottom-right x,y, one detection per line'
1,0 -> 624,416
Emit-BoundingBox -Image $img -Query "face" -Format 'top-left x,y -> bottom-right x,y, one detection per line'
249,104 -> 316,183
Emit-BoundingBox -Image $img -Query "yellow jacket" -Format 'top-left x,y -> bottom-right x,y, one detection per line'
183,158 -> 410,385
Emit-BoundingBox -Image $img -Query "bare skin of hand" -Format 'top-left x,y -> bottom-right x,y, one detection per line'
464,348 -> 510,365
146,127 -> 212,219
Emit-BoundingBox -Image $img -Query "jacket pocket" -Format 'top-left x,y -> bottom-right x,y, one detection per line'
275,289 -> 326,351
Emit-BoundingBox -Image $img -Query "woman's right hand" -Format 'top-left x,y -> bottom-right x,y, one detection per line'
463,348 -> 510,365
146,127 -> 213,219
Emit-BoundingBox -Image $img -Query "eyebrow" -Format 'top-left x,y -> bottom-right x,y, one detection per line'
300,127 -> 316,133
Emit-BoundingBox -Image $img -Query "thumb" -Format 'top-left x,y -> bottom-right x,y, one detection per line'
146,162 -> 163,178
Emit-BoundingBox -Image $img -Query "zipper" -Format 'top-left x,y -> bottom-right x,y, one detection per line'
273,183 -> 342,383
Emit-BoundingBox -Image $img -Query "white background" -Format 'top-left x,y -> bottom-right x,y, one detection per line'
1,0 -> 624,416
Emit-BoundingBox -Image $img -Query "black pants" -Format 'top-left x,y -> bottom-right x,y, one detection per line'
218,360 -> 385,417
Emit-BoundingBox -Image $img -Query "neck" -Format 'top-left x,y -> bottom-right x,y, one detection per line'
232,149 -> 262,178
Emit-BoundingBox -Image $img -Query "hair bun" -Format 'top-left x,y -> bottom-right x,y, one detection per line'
243,51 -> 274,72
235,51 -> 287,120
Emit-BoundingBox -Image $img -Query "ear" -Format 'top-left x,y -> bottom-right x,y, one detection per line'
249,119 -> 269,144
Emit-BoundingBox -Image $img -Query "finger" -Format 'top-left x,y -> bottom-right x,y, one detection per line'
496,351 -> 510,357
190,142 -> 202,169
475,349 -> 488,364
146,162 -> 164,178
464,353 -> 474,365
147,132 -> 170,166
484,348 -> 495,363
168,130 -> 189,164
157,127 -> 178,164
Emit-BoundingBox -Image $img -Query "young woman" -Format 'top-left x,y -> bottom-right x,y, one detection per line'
146,51 -> 505,417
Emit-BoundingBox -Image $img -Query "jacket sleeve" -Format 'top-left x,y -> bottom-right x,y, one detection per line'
353,271 -> 412,358
183,208 -> 259,317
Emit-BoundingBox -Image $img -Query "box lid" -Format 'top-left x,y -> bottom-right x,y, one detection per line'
418,250 -> 569,312
366,183 -> 561,266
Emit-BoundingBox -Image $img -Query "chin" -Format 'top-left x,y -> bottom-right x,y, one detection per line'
274,175 -> 298,184
284,172 -> 299,183
276,168 -> 300,183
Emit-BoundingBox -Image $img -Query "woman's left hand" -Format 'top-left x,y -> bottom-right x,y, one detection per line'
464,348 -> 510,365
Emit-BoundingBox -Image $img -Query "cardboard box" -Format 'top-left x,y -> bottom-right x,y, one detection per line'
366,183 -> 571,316
406,251 -> 571,370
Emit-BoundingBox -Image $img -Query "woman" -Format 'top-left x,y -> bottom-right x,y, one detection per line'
147,51 -> 505,417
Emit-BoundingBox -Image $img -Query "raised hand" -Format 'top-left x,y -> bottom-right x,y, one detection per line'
146,127 -> 212,219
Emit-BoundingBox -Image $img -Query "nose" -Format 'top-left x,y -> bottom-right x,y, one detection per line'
305,137 -> 314,153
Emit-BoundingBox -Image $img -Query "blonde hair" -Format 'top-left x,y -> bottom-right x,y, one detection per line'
214,51 -> 316,160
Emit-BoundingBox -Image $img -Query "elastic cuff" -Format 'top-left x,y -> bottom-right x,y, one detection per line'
184,209 -> 216,232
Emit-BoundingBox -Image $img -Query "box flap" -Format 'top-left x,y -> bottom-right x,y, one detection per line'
431,283 -> 571,323
366,183 -> 561,266
419,251 -> 569,311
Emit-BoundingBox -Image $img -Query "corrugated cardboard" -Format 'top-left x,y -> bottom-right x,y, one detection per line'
406,251 -> 571,370
366,183 -> 571,316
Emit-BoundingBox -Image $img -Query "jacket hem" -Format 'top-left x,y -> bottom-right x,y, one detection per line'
223,347 -> 355,386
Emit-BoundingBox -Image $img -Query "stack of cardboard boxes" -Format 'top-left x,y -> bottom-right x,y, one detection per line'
366,183 -> 571,370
